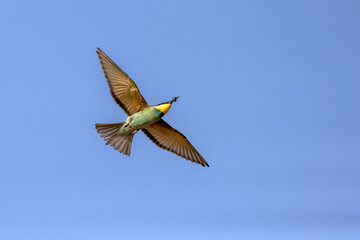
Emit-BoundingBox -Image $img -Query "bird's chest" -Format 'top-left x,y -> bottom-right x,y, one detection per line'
127,107 -> 162,129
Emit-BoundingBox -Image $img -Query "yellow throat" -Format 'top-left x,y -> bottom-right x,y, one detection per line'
155,103 -> 171,115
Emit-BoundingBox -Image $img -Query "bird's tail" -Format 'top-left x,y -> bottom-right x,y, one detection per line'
95,122 -> 135,156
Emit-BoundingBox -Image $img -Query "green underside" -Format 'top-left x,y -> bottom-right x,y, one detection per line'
118,107 -> 163,135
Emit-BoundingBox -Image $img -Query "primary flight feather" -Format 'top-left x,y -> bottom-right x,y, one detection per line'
95,48 -> 209,167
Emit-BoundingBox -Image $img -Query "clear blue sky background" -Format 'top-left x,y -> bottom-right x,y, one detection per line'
1,1 -> 359,239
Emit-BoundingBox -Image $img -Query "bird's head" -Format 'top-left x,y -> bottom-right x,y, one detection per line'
154,96 -> 180,116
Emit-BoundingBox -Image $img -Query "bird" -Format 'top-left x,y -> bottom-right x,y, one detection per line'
95,48 -> 209,167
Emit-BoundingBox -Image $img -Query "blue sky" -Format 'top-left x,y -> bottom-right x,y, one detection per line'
1,1 -> 359,239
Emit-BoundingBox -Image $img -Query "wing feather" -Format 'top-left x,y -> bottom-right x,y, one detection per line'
96,48 -> 148,115
142,119 -> 209,167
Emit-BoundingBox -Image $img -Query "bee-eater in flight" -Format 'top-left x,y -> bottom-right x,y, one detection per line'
95,48 -> 209,167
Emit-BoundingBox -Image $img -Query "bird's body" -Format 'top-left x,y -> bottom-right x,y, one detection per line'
95,48 -> 209,167
119,104 -> 170,135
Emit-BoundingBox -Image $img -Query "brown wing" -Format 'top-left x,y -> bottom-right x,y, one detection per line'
142,119 -> 209,167
97,48 -> 149,115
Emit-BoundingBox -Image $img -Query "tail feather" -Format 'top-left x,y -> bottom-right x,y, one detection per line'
95,123 -> 135,156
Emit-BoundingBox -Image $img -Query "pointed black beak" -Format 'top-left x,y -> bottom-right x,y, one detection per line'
170,96 -> 180,104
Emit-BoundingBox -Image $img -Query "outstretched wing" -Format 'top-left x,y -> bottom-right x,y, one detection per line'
142,119 -> 209,167
97,48 -> 149,115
